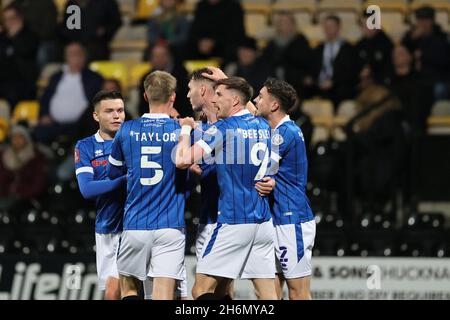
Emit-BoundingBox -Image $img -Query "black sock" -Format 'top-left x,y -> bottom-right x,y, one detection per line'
196,293 -> 221,300
122,295 -> 139,300
223,295 -> 233,301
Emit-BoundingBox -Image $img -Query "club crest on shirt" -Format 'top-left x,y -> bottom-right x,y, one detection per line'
271,134 -> 284,146
74,148 -> 80,163
205,125 -> 218,135
95,149 -> 103,157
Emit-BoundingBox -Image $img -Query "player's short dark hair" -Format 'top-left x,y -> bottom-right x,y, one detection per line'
324,14 -> 341,25
92,90 -> 123,110
191,68 -> 214,83
215,77 -> 253,105
263,78 -> 297,113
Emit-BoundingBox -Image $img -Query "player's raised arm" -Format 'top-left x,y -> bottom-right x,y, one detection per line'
175,117 -> 205,169
201,67 -> 257,114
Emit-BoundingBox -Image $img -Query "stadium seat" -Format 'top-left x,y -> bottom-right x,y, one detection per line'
428,101 -> 450,134
302,24 -> 324,47
302,99 -> 333,144
0,100 -> 10,150
0,99 -> 11,118
11,101 -> 40,127
302,98 -> 334,117
431,100 -> 450,116
337,100 -> 357,118
363,0 -> 408,14
89,61 -> 129,91
183,59 -> 221,75
114,25 -> 147,41
133,0 -> 159,22
381,12 -> 409,42
333,100 -> 357,141
245,11 -> 271,40
53,0 -> 67,19
130,63 -> 152,88
0,117 -> 9,143
37,63 -> 62,91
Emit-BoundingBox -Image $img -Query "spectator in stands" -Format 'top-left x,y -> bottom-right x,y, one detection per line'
138,41 -> 190,117
383,45 -> 433,134
13,0 -> 59,70
34,42 -> 103,144
61,0 -> 122,61
356,11 -> 393,84
0,3 -> 39,108
311,15 -> 359,109
186,0 -> 245,63
402,6 -> 450,101
261,12 -> 313,99
346,84 -> 406,219
102,78 -> 122,93
147,0 -> 189,60
224,36 -> 274,97
0,125 -> 47,212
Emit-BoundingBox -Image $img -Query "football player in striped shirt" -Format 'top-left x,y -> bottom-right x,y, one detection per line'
107,71 -> 187,300
176,77 -> 278,300
74,90 -> 127,300
254,78 -> 316,300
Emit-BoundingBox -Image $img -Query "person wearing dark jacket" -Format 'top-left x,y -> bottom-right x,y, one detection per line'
0,125 -> 47,212
383,45 -> 433,134
12,0 -> 59,69
225,36 -> 274,97
34,42 -> 103,144
261,12 -> 313,99
138,42 -> 191,117
186,0 -> 245,63
356,12 -> 394,84
402,6 -> 450,100
60,0 -> 122,61
310,15 -> 359,108
0,3 -> 39,108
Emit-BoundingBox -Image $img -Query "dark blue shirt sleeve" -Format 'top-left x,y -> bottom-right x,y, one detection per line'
76,173 -> 126,199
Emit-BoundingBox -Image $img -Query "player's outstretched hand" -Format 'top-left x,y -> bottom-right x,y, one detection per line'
202,67 -> 228,82
189,164 -> 202,176
179,117 -> 197,129
255,176 -> 276,196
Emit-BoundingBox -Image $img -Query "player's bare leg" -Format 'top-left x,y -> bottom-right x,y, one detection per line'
153,277 -> 176,300
252,278 -> 278,300
192,273 -> 231,299
275,274 -> 285,300
286,276 -> 312,300
120,275 -> 140,299
104,276 -> 121,300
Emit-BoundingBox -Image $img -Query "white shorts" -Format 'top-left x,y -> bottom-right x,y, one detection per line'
195,224 -> 215,261
196,220 -> 275,279
143,263 -> 188,299
95,233 -> 120,290
274,220 -> 316,279
117,228 -> 185,281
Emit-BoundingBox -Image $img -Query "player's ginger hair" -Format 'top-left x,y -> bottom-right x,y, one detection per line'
143,70 -> 177,104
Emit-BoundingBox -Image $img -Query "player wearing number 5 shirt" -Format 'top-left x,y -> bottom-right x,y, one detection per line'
107,71 -> 187,300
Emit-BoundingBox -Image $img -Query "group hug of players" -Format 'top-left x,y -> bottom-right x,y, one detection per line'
74,66 -> 315,300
